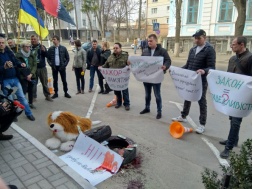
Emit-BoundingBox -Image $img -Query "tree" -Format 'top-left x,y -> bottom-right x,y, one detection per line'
232,0 -> 247,37
174,0 -> 182,57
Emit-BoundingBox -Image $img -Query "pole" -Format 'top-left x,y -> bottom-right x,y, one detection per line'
74,0 -> 79,39
138,0 -> 142,38
58,19 -> 62,41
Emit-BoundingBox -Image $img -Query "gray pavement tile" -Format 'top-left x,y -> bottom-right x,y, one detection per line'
10,151 -> 22,159
38,167 -> 53,178
21,148 -> 39,156
32,157 -> 49,165
33,151 -> 44,159
1,141 -> 12,147
10,136 -> 26,144
20,141 -> 34,148
2,153 -> 14,162
27,183 -> 41,189
23,175 -> 44,186
13,143 -> 25,150
0,170 -> 14,179
47,172 -> 65,182
48,165 -> 61,174
20,171 -> 40,181
37,179 -> 54,189
35,161 -> 53,169
56,185 -> 68,189
8,178 -> 25,189
22,163 -> 36,173
26,153 -> 38,162
13,166 -> 27,177
10,159 -> 29,169
64,181 -> 83,189
0,147 -> 17,156
2,174 -> 17,183
8,156 -> 26,165
0,164 -> 11,174
51,177 -> 70,187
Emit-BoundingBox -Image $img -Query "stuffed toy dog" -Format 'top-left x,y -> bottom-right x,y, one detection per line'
45,111 -> 100,152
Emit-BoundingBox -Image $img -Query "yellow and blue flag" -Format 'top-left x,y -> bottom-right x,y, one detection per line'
18,0 -> 49,39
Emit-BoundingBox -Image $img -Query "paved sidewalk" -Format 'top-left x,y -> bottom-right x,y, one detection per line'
0,124 -> 95,189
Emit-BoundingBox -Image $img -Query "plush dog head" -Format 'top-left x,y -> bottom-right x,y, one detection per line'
47,111 -> 92,136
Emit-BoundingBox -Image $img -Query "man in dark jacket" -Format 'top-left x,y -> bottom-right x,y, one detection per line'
172,29 -> 216,134
0,37 -> 35,121
7,38 -> 20,53
87,40 -> 102,92
140,34 -> 171,119
31,35 -> 53,102
219,36 -> 252,159
47,35 -> 71,99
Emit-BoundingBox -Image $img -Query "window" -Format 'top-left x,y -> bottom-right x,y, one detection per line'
151,8 -> 157,14
152,19 -> 157,23
167,6 -> 170,12
246,0 -> 252,21
187,0 -> 199,24
82,19 -> 86,26
219,0 -> 233,22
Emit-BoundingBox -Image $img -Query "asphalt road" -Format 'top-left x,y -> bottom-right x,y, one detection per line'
15,46 -> 252,189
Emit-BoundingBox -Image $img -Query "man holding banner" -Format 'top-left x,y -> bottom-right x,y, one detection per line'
172,29 -> 216,133
101,43 -> 130,111
139,34 -> 171,119
219,36 -> 252,159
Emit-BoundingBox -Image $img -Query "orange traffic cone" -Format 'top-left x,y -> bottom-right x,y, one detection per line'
48,77 -> 54,94
169,121 -> 193,139
106,96 -> 117,107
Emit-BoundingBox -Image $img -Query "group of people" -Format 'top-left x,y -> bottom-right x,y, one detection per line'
0,30 -> 251,162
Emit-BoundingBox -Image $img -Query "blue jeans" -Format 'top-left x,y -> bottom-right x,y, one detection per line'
143,82 -> 162,113
89,66 -> 100,90
114,88 -> 130,106
3,77 -> 33,116
226,116 -> 242,150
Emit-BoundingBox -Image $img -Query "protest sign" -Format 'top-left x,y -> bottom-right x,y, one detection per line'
207,69 -> 252,117
60,133 -> 123,186
128,56 -> 164,83
100,66 -> 130,90
169,66 -> 202,101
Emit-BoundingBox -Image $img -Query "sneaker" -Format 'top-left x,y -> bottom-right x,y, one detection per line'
64,93 -> 71,98
0,133 -> 13,140
140,109 -> 150,114
220,149 -> 230,159
52,94 -> 58,99
196,125 -> 205,134
125,106 -> 130,111
29,104 -> 36,109
27,115 -> 35,121
45,96 -> 53,101
156,113 -> 162,119
172,116 -> 187,122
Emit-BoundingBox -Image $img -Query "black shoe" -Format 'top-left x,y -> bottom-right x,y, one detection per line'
0,133 -> 13,140
52,94 -> 58,99
125,106 -> 130,111
219,140 -> 238,147
8,185 -> 18,189
64,93 -> 71,98
140,109 -> 150,114
220,149 -> 230,159
115,105 -> 121,109
102,91 -> 109,94
27,115 -> 35,121
98,90 -> 104,94
156,113 -> 162,119
29,104 -> 36,109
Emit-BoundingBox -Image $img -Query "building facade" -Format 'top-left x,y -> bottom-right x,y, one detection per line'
146,0 -> 170,38
168,0 -> 252,54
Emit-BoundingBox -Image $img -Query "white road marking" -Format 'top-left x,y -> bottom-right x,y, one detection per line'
86,84 -> 99,118
169,100 -> 230,167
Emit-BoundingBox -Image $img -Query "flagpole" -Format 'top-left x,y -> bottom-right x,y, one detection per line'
17,0 -> 22,52
35,8 -> 43,45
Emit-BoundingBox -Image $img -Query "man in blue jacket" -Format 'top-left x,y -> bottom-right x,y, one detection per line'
172,29 -> 216,134
0,37 -> 35,121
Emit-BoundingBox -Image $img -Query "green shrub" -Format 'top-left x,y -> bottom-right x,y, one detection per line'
202,139 -> 252,189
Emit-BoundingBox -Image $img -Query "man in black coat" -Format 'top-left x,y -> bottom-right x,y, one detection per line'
172,29 -> 216,134
47,35 -> 71,99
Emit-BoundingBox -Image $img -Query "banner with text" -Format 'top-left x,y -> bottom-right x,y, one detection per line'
100,66 -> 130,90
128,56 -> 164,83
60,133 -> 123,186
169,66 -> 202,101
207,69 -> 252,117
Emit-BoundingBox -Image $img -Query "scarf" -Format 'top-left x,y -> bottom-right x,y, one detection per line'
21,49 -> 31,58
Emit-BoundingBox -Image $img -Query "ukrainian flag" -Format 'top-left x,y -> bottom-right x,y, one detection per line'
18,0 -> 49,39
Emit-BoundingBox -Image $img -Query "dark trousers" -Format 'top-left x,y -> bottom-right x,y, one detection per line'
74,67 -> 85,91
33,67 -> 50,98
52,66 -> 68,94
181,82 -> 208,125
114,88 -> 130,106
20,79 -> 34,104
98,71 -> 104,92
143,82 -> 162,113
226,117 -> 242,150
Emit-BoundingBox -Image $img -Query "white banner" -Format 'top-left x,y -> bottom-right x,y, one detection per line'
100,66 -> 130,91
169,66 -> 202,101
60,133 -> 123,186
128,56 -> 164,83
207,69 -> 252,117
